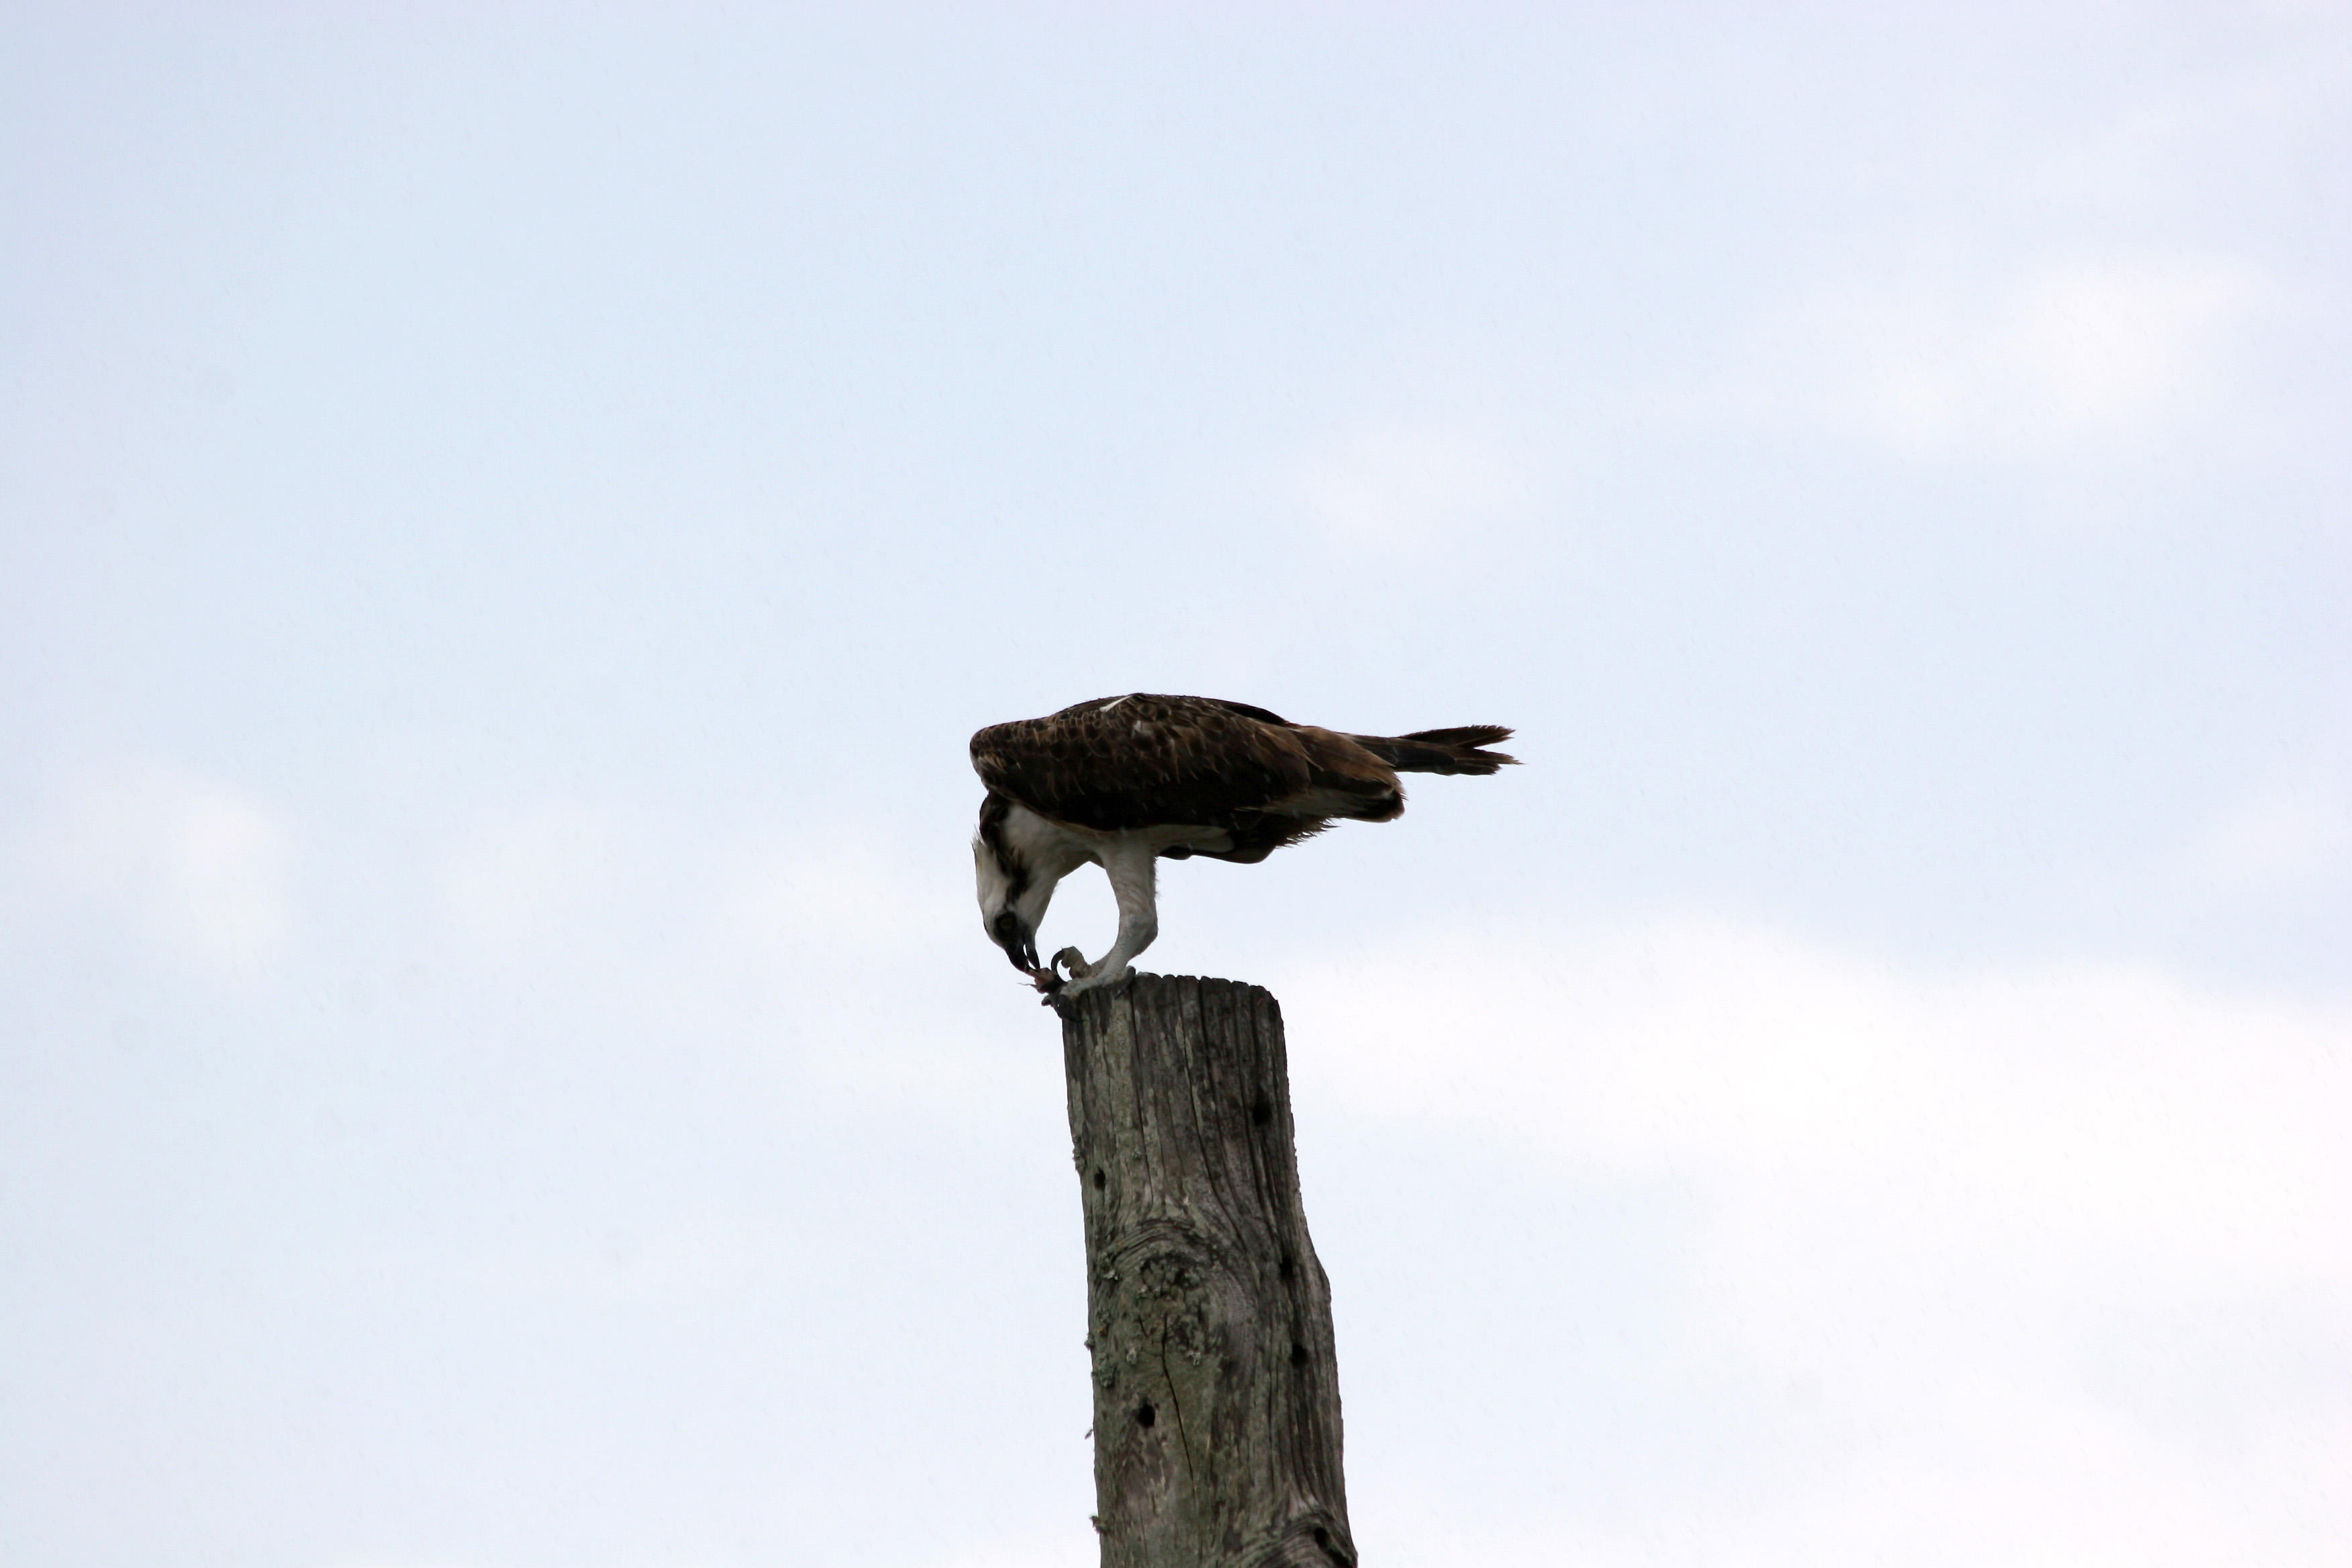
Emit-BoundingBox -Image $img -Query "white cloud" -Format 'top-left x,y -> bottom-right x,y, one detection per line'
1288,917 -> 2345,1271
2034,48 -> 2342,213
1276,914 -> 2352,1566
40,764 -> 293,975
1796,256 -> 2266,456
1296,428 -> 1517,550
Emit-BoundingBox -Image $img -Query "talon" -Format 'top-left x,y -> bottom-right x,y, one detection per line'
1053,946 -> 1093,981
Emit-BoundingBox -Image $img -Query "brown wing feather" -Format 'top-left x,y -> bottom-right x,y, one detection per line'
971,693 -> 1328,832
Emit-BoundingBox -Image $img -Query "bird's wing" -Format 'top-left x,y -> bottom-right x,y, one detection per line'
970,693 -> 1318,832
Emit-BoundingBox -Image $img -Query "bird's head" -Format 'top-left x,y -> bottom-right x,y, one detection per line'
974,794 -> 1062,991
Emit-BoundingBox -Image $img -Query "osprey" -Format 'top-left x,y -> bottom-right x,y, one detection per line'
971,693 -> 1517,1001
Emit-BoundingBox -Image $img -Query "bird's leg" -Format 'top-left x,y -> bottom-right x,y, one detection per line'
1055,842 -> 1159,997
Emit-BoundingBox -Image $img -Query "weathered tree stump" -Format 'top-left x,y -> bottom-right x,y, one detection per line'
1059,974 -> 1355,1568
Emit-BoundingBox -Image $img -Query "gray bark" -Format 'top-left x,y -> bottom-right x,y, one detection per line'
1059,974 -> 1356,1568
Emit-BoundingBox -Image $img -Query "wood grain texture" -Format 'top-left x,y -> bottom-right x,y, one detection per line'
1059,975 -> 1356,1568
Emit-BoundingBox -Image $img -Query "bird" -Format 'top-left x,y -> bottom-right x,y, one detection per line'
971,693 -> 1518,1002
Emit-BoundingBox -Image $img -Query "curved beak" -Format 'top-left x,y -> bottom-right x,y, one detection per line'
991,912 -> 1057,991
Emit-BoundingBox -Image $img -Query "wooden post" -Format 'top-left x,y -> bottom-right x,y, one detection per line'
1059,974 -> 1356,1568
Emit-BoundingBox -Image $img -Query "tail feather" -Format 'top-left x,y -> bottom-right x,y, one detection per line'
1352,724 -> 1519,775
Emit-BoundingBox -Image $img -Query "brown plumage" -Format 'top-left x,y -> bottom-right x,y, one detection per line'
972,693 -> 1515,861
971,695 -> 1518,1000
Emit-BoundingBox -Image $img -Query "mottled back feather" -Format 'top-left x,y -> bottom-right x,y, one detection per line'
971,693 -> 1516,846
971,694 -> 1325,832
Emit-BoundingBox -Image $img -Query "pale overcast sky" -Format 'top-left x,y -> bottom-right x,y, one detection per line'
3,4 -> 2347,1566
